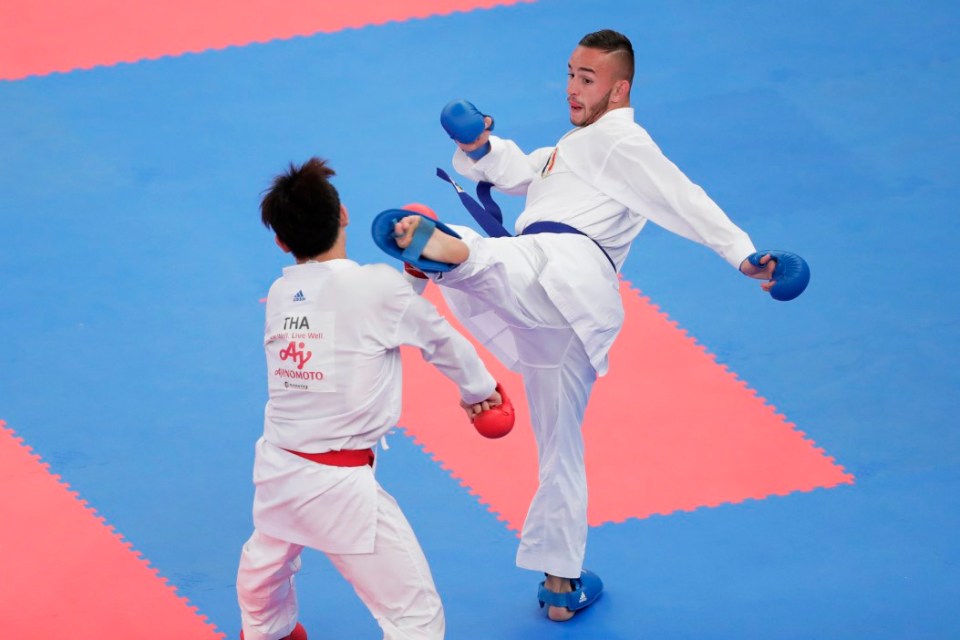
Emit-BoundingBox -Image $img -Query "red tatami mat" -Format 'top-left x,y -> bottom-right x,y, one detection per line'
400,281 -> 854,532
0,420 -> 222,638
0,0 -> 532,80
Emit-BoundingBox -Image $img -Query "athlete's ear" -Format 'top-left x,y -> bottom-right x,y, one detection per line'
275,235 -> 291,253
339,204 -> 349,227
612,79 -> 631,104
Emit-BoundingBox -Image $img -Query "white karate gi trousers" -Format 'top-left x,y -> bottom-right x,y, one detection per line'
431,226 -> 599,580
237,486 -> 445,640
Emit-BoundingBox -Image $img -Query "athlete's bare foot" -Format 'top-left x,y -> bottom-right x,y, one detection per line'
393,215 -> 469,265
544,574 -> 576,622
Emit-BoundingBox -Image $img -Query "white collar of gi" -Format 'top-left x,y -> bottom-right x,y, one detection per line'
283,258 -> 357,278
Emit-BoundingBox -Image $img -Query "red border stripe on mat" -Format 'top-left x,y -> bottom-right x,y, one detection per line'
400,281 -> 854,532
0,0 -> 533,80
0,420 -> 223,638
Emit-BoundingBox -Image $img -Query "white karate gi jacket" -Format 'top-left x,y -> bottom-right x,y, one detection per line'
450,107 -> 757,375
252,259 -> 495,553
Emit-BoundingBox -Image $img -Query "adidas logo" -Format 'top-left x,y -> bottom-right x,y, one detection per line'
579,592 -> 588,604
293,290 -> 306,302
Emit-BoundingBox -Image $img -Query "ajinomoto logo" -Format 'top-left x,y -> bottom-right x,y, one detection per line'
268,312 -> 333,392
279,341 -> 312,370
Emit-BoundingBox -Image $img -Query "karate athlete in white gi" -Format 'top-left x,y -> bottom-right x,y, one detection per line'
236,157 -> 503,640
387,29 -> 792,622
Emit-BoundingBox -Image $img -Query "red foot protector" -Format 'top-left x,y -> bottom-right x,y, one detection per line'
0,0 -> 534,81
400,280 -> 854,532
0,420 -> 223,638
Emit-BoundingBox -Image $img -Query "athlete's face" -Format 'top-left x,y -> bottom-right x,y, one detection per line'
567,46 -> 628,127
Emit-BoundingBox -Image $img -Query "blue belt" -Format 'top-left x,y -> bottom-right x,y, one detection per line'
436,168 -> 616,272
520,221 -> 616,272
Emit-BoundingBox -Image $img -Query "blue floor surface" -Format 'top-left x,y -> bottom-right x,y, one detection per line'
1,1 -> 958,637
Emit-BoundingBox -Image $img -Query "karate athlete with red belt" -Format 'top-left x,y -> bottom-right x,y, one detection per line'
372,29 -> 809,623
236,157 -> 511,640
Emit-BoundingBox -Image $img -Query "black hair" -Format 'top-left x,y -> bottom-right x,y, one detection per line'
579,29 -> 635,83
260,157 -> 341,260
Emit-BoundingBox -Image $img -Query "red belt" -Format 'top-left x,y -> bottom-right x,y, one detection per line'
284,448 -> 374,467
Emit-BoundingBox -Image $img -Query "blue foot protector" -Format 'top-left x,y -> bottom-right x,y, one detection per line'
370,209 -> 462,274
537,570 -> 604,614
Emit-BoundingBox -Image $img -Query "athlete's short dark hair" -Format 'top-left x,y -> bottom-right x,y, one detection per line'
579,29 -> 634,83
260,157 -> 341,260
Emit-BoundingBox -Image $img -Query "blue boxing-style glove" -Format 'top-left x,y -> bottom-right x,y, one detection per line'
441,99 -> 494,160
746,250 -> 811,301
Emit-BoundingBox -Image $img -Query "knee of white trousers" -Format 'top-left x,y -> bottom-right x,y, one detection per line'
237,534 -> 303,597
237,530 -> 303,638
